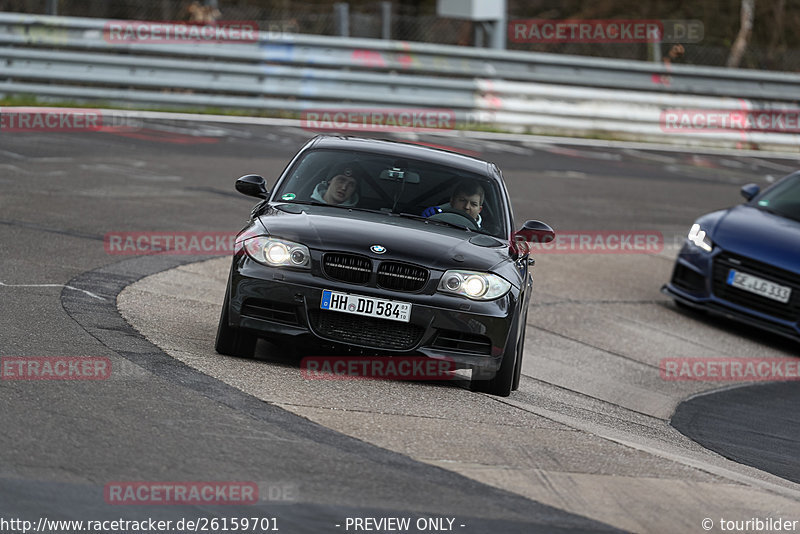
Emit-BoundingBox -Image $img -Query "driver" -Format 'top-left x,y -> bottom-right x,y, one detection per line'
422,179 -> 484,227
311,167 -> 360,206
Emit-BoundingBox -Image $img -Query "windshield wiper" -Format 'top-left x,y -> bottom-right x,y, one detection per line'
275,202 -> 500,233
285,200 -> 384,216
401,213 -> 500,237
397,212 -> 492,234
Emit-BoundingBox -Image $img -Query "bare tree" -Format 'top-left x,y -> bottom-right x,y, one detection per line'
727,0 -> 755,68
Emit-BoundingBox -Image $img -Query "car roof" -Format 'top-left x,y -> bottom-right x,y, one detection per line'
307,135 -> 496,178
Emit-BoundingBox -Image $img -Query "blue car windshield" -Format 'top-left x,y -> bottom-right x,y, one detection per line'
273,149 -> 509,238
756,175 -> 800,223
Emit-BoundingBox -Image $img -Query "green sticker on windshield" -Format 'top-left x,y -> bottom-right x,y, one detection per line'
281,193 -> 296,200
758,200 -> 769,206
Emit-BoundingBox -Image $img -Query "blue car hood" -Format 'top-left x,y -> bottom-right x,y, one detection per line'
712,205 -> 800,275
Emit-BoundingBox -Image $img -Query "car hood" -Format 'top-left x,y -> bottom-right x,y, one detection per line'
711,205 -> 800,275
256,204 -> 511,272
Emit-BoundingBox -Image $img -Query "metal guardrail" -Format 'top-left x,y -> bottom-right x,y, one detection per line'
1,12 -> 800,150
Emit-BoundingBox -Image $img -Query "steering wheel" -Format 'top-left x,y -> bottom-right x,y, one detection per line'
428,208 -> 479,230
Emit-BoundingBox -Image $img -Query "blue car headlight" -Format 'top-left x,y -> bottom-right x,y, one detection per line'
244,236 -> 310,268
687,223 -> 713,252
438,270 -> 511,300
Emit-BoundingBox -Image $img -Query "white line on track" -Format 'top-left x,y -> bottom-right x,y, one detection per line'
0,281 -> 106,301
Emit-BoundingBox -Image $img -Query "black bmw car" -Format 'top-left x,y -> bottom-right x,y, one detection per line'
215,136 -> 554,396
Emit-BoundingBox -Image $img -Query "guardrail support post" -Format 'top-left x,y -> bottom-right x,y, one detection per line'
46,0 -> 58,15
474,23 -> 484,47
490,12 -> 506,49
650,40 -> 662,63
381,1 -> 391,40
334,3 -> 350,37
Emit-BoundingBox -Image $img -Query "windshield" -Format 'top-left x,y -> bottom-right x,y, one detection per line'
754,175 -> 800,223
273,148 -> 509,238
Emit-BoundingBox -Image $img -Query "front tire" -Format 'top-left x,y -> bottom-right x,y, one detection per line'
215,287 -> 258,358
512,307 -> 528,391
471,315 -> 521,397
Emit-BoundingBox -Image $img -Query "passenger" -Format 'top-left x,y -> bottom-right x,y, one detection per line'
423,179 -> 484,227
311,168 -> 360,206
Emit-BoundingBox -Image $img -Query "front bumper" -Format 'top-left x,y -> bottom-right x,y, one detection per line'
663,241 -> 800,342
225,255 -> 521,371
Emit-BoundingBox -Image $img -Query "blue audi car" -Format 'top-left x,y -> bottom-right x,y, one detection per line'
663,171 -> 800,341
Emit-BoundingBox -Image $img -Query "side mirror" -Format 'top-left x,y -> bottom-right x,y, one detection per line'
511,220 -> 555,256
740,183 -> 760,201
235,174 -> 268,199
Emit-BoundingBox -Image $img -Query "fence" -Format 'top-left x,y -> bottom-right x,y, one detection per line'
1,13 -> 799,150
4,0 -> 800,70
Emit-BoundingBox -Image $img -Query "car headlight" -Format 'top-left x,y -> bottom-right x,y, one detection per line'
438,270 -> 511,300
243,236 -> 310,268
687,223 -> 713,252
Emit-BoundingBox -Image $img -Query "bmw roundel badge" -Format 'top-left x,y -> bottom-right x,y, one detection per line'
370,244 -> 386,254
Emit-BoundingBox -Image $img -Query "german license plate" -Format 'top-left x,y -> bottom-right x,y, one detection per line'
320,290 -> 411,323
727,269 -> 792,304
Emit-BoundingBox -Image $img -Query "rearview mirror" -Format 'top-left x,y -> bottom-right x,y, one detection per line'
235,174 -> 269,199
740,183 -> 760,201
510,220 -> 555,256
379,168 -> 420,184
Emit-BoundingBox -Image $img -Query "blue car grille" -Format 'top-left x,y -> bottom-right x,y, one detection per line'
671,263 -> 706,293
712,253 -> 800,323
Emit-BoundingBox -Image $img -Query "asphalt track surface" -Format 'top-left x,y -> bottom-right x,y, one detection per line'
1,117 -> 799,533
672,381 -> 800,485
